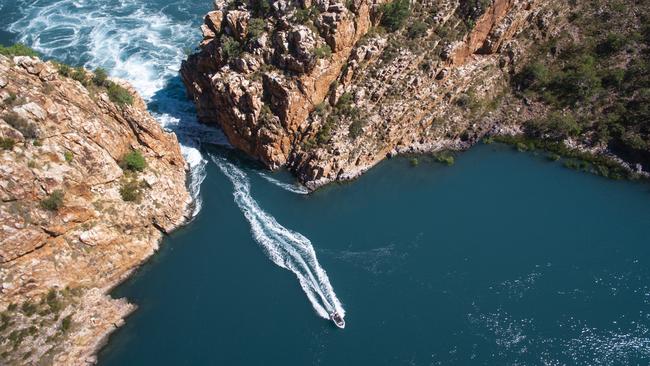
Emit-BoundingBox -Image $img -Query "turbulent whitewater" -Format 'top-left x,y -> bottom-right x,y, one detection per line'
4,0 -> 228,217
211,155 -> 345,320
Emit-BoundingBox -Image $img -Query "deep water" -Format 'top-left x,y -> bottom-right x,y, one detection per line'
98,145 -> 650,365
2,1 -> 650,364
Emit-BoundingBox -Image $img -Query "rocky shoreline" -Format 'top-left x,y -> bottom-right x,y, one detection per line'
0,54 -> 191,365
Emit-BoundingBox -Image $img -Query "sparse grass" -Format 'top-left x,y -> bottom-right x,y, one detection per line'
60,315 -> 72,333
20,301 -> 37,317
119,179 -> 145,202
0,137 -> 15,150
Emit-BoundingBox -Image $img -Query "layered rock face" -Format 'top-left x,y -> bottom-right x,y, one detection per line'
0,55 -> 190,364
182,0 -> 560,188
181,0 -> 384,168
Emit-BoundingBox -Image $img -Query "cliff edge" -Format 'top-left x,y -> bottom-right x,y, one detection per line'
0,54 -> 191,364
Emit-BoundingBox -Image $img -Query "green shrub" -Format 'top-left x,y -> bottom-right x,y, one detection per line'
293,7 -> 316,24
516,62 -> 550,89
41,190 -> 65,211
407,21 -> 428,39
107,82 -> 134,106
336,92 -> 354,112
348,119 -> 364,138
314,44 -> 332,59
56,62 -> 72,77
92,67 -> 108,86
120,179 -> 144,202
3,112 -> 38,138
524,111 -> 581,141
249,0 -> 271,16
221,35 -> 242,60
121,150 -> 147,171
596,33 -> 628,56
64,151 -> 73,163
380,0 -> 411,32
0,137 -> 15,150
247,18 -> 266,40
71,67 -> 88,85
0,43 -> 39,57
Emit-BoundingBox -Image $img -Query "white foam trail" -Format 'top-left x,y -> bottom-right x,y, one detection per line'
211,154 -> 345,319
258,172 -> 310,195
7,0 -> 220,217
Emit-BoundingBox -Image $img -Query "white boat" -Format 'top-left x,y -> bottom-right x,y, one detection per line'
330,311 -> 345,329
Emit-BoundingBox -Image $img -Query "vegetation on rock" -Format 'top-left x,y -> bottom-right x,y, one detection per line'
121,150 -> 147,172
40,190 -> 65,211
0,43 -> 39,57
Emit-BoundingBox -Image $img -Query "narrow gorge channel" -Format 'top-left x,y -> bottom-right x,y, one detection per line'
1,0 -> 650,365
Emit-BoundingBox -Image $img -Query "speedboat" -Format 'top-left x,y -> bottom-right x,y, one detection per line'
330,311 -> 345,329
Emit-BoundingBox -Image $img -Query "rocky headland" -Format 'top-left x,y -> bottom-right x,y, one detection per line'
182,0 -> 650,188
0,54 -> 191,364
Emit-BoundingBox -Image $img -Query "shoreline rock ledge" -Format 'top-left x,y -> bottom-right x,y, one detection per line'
0,54 -> 191,365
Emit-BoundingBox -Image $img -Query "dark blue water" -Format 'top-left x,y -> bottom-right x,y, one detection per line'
2,1 -> 650,364
96,144 -> 650,365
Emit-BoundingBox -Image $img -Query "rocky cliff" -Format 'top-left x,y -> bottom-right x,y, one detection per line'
0,55 -> 191,364
182,0 -> 567,188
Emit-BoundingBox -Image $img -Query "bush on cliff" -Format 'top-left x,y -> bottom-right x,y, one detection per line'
221,35 -> 242,60
314,44 -> 332,59
93,67 -> 108,87
106,81 -> 134,106
0,43 -> 39,57
247,18 -> 266,40
41,190 -> 65,211
120,179 -> 145,202
121,150 -> 147,172
380,0 -> 411,32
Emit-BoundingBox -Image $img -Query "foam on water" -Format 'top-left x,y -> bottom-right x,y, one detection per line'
258,172 -> 310,195
211,154 -> 345,320
7,0 -> 219,217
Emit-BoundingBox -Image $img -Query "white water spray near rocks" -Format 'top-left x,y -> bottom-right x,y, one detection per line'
6,0 -> 225,217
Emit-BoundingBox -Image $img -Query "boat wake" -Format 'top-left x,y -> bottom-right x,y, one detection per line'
258,172 -> 310,195
6,0 -> 221,217
211,154 -> 345,320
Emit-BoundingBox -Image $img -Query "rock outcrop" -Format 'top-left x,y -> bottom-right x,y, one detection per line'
182,0 -> 384,169
181,0 -> 562,188
0,55 -> 191,364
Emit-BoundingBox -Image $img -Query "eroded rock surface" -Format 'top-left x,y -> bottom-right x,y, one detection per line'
0,55 -> 191,365
182,0 -> 561,189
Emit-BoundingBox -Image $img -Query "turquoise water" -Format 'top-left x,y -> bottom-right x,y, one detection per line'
2,1 -> 650,364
